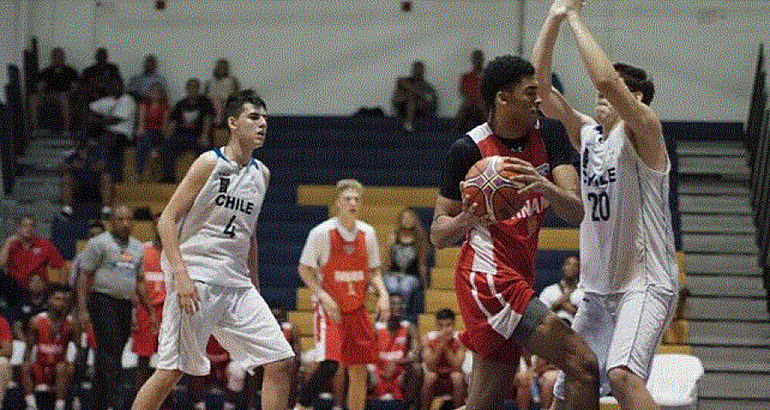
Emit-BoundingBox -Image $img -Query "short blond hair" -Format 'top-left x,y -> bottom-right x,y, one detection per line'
335,179 -> 363,198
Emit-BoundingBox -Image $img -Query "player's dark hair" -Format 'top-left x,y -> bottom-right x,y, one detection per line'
435,308 -> 456,321
225,89 -> 266,121
480,55 -> 535,114
613,62 -> 654,105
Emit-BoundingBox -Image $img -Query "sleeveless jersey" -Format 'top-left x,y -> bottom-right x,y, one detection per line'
457,122 -> 552,282
34,312 -> 73,367
426,330 -> 462,374
579,123 -> 678,293
374,320 -> 411,370
163,148 -> 268,288
141,242 -> 166,306
322,227 -> 371,313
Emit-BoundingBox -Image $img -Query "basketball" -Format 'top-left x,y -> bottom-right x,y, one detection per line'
462,156 -> 526,223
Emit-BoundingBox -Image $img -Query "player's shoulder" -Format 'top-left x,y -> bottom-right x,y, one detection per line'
308,218 -> 337,236
355,219 -> 376,234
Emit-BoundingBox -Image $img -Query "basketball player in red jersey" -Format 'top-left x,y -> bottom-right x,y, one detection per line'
297,179 -> 390,410
21,285 -> 77,410
132,217 -> 163,392
431,55 -> 600,409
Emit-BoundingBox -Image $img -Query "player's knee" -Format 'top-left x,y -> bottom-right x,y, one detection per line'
268,357 -> 296,378
423,371 -> 438,386
565,346 -> 599,387
450,371 -> 464,387
607,366 -> 636,392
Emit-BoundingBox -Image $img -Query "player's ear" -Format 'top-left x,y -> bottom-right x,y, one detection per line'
496,90 -> 509,106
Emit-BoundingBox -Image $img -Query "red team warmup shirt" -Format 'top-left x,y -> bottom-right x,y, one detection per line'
0,316 -> 11,344
6,237 -> 64,288
32,312 -> 74,385
439,120 -> 574,363
132,243 -> 166,357
373,320 -> 412,399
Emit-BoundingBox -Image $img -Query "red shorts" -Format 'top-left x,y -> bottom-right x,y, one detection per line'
132,303 -> 163,357
32,362 -> 63,386
314,306 -> 376,366
455,267 -> 534,364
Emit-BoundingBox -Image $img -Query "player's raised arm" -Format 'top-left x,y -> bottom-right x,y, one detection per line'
533,0 -> 595,151
565,0 -> 666,171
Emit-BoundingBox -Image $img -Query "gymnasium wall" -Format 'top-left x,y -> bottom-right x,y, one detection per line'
2,0 -> 768,121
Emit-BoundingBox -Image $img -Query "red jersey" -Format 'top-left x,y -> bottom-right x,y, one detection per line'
0,316 -> 11,343
7,237 -> 64,288
457,122 -> 552,283
322,229 -> 370,313
140,101 -> 168,131
206,337 -> 230,363
374,320 -> 411,375
459,71 -> 481,106
33,312 -> 73,367
426,330 -> 462,374
141,242 -> 166,306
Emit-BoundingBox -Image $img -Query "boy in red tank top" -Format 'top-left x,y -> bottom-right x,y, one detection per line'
297,179 -> 390,410
21,284 -> 77,410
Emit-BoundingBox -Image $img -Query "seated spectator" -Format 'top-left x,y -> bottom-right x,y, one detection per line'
77,49 -> 123,127
391,61 -> 437,132
189,337 -> 247,410
131,218 -> 163,393
126,54 -> 168,102
159,78 -> 213,182
370,294 -> 422,408
456,49 -> 486,132
204,58 -> 240,127
0,313 -> 12,406
421,309 -> 465,410
28,47 -> 79,138
382,208 -> 429,315
59,136 -> 111,218
21,284 -> 76,410
538,255 -> 581,324
134,82 -> 169,182
11,273 -> 49,344
0,215 -> 64,301
86,77 -> 136,188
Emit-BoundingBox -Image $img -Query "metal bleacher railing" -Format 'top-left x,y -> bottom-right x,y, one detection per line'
745,43 -> 770,313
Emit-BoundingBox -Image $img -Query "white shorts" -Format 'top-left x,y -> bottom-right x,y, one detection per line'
156,281 -> 295,376
554,285 -> 677,399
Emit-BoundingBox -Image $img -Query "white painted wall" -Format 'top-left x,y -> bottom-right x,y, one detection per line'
2,0 -> 768,121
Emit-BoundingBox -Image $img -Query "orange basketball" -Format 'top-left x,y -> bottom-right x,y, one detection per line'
461,156 -> 525,223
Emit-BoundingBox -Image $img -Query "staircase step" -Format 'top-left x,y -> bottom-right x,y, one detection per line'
680,214 -> 755,234
693,346 -> 770,372
11,176 -> 60,202
681,233 -> 757,254
678,195 -> 752,215
699,398 -> 770,410
677,177 -> 751,195
678,156 -> 750,178
688,321 -> 770,347
29,136 -> 75,150
700,372 -> 770,400
685,254 -> 760,275
687,275 -> 766,297
676,140 -> 746,157
687,297 -> 768,321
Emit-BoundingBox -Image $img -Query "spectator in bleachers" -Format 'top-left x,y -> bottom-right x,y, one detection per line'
59,135 -> 112,219
297,179 -> 390,410
538,255 -> 581,323
127,54 -> 168,102
370,293 -> 422,408
131,218 -> 163,394
205,58 -> 240,127
28,47 -> 79,138
0,313 -> 12,406
159,78 -> 214,183
87,76 -> 136,190
81,48 -> 122,90
21,284 -> 76,410
76,206 -> 153,410
382,208 -> 429,316
456,49 -> 486,132
11,273 -> 48,344
188,337 -> 246,410
421,308 -> 465,410
0,214 -> 64,299
391,61 -> 437,133
133,82 -> 169,182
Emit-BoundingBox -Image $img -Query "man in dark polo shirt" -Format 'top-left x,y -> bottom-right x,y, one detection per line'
28,47 -> 79,137
76,206 -> 155,410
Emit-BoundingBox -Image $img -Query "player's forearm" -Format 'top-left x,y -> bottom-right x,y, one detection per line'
430,214 -> 471,249
370,270 -> 388,298
533,12 -> 563,98
298,265 -> 325,296
248,238 -> 259,289
135,279 -> 153,312
77,270 -> 93,313
567,10 -> 617,93
542,185 -> 583,226
157,212 -> 188,280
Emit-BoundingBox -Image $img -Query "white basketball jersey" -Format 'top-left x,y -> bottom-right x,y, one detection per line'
163,148 -> 268,288
578,123 -> 678,294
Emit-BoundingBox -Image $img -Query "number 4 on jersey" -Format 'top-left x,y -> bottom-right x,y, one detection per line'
223,215 -> 237,238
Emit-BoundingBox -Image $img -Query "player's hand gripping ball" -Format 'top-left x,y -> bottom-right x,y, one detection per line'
462,155 -> 526,223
